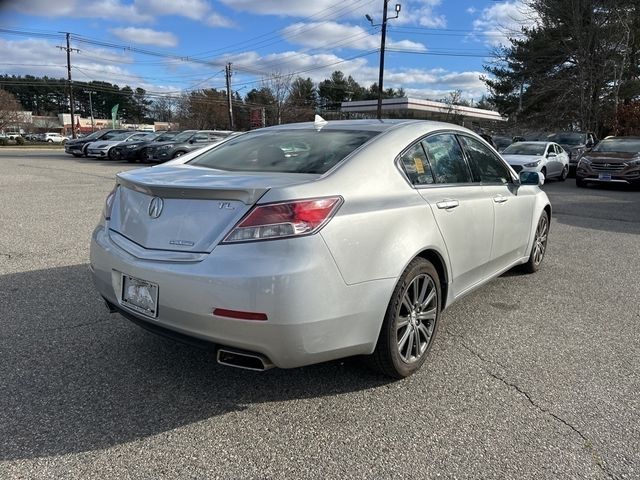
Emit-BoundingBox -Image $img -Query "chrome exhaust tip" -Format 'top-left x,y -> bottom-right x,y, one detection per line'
216,348 -> 274,371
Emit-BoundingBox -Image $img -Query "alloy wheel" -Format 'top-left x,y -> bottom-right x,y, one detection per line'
396,274 -> 437,363
532,214 -> 548,265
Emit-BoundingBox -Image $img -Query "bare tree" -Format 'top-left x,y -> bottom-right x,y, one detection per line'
0,90 -> 23,132
262,71 -> 293,125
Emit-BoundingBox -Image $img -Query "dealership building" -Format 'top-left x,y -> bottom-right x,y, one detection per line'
340,97 -> 506,129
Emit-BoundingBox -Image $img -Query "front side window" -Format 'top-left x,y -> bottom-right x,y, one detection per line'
399,143 -> 435,186
459,135 -> 512,184
421,134 -> 472,184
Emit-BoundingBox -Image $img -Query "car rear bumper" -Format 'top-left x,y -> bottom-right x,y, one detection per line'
89,225 -> 394,368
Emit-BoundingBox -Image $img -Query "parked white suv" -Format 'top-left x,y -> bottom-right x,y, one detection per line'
44,133 -> 68,144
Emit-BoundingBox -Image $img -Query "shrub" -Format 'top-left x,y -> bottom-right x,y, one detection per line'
0,138 -> 8,146
16,136 -> 25,145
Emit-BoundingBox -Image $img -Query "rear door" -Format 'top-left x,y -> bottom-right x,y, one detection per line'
409,133 -> 494,297
458,135 -> 533,274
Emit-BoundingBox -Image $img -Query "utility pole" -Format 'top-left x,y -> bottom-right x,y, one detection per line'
225,63 -> 235,130
57,33 -> 80,138
83,90 -> 97,132
366,2 -> 401,120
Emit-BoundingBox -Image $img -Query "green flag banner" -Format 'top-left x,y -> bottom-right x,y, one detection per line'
111,104 -> 119,128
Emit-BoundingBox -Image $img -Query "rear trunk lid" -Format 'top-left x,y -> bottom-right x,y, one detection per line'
109,165 -> 319,253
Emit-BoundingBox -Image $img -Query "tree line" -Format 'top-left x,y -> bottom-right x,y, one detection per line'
483,0 -> 640,136
0,71 -> 407,131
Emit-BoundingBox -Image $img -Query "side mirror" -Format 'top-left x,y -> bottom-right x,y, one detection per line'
547,152 -> 557,158
519,170 -> 544,186
585,140 -> 594,148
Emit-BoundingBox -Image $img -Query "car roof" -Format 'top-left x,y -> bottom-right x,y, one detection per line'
260,118 -> 473,134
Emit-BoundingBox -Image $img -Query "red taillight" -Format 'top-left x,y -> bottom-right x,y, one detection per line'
103,185 -> 118,220
223,196 -> 343,243
213,308 -> 268,321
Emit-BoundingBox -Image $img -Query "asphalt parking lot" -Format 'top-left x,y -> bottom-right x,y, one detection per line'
0,149 -> 638,479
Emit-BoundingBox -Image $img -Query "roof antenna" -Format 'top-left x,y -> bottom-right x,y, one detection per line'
314,114 -> 328,131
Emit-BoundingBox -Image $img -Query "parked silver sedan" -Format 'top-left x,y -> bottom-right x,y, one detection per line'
90,119 -> 551,378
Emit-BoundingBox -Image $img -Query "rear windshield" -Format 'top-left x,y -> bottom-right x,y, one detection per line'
548,133 -> 584,145
189,129 -> 380,174
502,142 -> 546,155
593,138 -> 640,153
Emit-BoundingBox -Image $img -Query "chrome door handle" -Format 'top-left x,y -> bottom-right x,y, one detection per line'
436,199 -> 459,210
493,195 -> 508,204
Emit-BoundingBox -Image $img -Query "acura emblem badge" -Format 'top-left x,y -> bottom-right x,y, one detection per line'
148,197 -> 164,218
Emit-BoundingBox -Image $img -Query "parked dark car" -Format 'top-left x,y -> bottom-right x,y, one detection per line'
111,131 -> 180,163
548,131 -> 598,175
64,129 -> 129,157
575,137 -> 640,188
145,130 -> 234,162
493,135 -> 512,152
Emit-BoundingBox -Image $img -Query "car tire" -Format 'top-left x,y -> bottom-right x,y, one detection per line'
369,257 -> 441,379
559,166 -> 568,181
576,178 -> 587,188
81,144 -> 89,158
108,148 -> 118,161
522,211 -> 549,274
47,139 -> 53,143
541,167 -> 547,181
173,151 -> 185,158
72,153 -> 82,158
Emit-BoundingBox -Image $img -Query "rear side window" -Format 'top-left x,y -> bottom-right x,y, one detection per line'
189,129 -> 380,174
421,133 -> 472,184
458,135 -> 512,184
399,143 -> 435,186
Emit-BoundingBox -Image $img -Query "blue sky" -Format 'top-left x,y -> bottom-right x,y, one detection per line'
0,0 -> 535,102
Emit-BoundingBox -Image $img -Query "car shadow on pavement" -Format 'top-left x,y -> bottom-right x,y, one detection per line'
0,264 -> 390,461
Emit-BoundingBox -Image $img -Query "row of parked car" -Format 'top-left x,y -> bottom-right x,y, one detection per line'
485,130 -> 639,187
63,129 -> 235,163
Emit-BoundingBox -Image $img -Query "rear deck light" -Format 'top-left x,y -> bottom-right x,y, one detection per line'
223,196 -> 343,243
213,308 -> 268,321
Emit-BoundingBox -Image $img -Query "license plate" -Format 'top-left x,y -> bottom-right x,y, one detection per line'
121,274 -> 158,318
598,173 -> 612,181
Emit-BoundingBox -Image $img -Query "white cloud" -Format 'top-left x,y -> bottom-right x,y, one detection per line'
110,28 -> 178,48
134,0 -> 209,20
2,0 -> 234,28
0,38 -> 142,84
4,0 -> 153,23
281,22 -> 426,52
218,0 -> 368,18
210,49 -> 487,100
218,0 -> 446,29
472,1 -> 539,46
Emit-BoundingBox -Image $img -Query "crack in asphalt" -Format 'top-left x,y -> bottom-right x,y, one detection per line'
485,370 -> 620,480
446,331 -> 622,480
444,330 -> 509,370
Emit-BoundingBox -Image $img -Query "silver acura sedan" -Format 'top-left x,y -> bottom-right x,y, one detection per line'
90,119 -> 551,378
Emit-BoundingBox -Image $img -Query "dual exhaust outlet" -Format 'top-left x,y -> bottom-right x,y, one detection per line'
216,348 -> 274,372
103,298 -> 274,371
